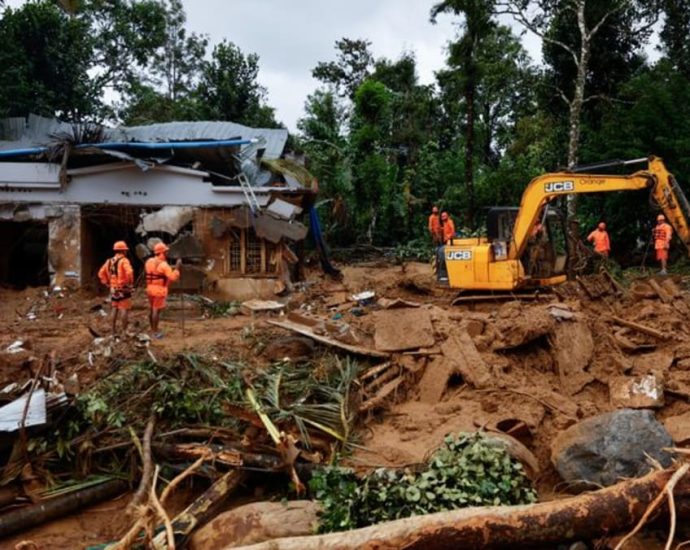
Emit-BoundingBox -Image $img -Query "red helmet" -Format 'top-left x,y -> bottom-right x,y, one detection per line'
113,241 -> 129,251
153,243 -> 169,254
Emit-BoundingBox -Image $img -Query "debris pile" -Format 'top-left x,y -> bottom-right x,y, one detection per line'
1,263 -> 690,547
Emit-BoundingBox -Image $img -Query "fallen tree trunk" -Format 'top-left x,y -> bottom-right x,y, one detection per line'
234,468 -> 687,550
0,479 -> 128,538
151,470 -> 246,549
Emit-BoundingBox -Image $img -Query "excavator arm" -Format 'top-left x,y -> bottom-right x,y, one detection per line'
509,156 -> 690,260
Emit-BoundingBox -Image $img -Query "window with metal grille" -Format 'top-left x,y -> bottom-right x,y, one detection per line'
246,231 -> 262,274
265,241 -> 279,274
229,232 -> 242,272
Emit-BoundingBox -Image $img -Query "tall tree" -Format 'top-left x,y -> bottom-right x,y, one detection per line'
313,38 -> 374,100
497,0 -> 658,269
195,40 -> 278,127
660,0 -> 690,78
119,0 -> 207,123
0,1 -> 96,119
431,0 -> 496,225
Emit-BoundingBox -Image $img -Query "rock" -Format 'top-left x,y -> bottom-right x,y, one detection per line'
418,356 -> 453,404
609,374 -> 664,409
493,307 -> 554,350
663,410 -> 690,445
551,409 -> 673,488
441,330 -> 491,388
189,500 -> 320,550
373,308 -> 435,352
633,351 -> 674,375
676,358 -> 690,371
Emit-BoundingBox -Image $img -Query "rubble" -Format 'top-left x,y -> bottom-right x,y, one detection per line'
609,374 -> 665,408
373,307 -> 435,352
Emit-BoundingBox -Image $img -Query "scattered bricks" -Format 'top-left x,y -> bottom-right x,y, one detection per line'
609,374 -> 664,409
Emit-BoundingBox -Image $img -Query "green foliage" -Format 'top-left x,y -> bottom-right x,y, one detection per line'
310,432 -> 537,533
202,300 -> 241,318
313,38 -> 374,99
196,39 -> 279,127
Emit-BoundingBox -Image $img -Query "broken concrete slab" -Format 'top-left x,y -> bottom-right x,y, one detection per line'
266,198 -> 303,220
632,351 -> 674,375
609,374 -> 664,409
373,308 -> 435,352
551,321 -> 594,395
442,330 -> 491,389
254,213 -> 308,243
551,409 -> 673,489
167,234 -> 205,260
137,206 -> 195,235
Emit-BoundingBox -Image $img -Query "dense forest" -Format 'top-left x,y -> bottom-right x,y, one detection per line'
1,0 -> 689,258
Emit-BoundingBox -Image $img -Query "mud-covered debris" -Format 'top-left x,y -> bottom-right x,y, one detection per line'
609,374 -> 664,409
442,330 -> 491,389
551,409 -> 673,489
351,290 -> 375,303
263,336 -> 315,362
551,320 -> 594,395
240,299 -> 285,315
418,356 -> 452,404
373,308 -> 435,352
494,306 -> 554,350
632,350 -> 674,375
662,410 -> 690,445
377,297 -> 421,309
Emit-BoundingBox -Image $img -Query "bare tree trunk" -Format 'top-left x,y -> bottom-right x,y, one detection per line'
465,82 -> 475,227
566,0 -> 590,276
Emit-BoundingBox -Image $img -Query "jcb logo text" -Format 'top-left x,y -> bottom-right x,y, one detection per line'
446,250 -> 472,261
544,181 -> 574,193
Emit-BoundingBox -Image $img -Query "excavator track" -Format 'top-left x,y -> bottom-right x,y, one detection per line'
451,289 -> 553,305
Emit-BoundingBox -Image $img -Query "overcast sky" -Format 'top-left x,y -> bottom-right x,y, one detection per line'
179,0 -> 542,130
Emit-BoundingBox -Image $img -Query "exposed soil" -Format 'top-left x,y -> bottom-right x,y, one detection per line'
1,261 -> 690,548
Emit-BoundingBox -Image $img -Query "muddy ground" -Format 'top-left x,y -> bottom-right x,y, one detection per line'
1,261 -> 689,548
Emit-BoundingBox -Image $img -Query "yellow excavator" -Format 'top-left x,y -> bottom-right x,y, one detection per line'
441,156 -> 690,292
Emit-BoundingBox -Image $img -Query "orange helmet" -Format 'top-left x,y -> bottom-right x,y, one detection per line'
657,214 -> 665,222
113,241 -> 128,251
153,242 -> 169,254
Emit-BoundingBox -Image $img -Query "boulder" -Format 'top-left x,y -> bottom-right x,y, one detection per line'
551,409 -> 673,489
188,500 -> 320,550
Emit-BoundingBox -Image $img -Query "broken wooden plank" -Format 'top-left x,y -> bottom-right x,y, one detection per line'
648,279 -> 672,304
359,377 -> 404,413
608,315 -> 668,340
240,299 -> 286,315
268,320 -> 389,358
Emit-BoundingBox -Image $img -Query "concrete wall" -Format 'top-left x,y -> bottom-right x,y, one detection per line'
48,205 -> 81,288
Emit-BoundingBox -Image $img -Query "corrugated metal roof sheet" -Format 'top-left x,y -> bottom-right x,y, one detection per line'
0,114 -> 288,159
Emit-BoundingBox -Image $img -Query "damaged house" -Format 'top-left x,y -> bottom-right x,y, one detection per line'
0,115 -> 317,299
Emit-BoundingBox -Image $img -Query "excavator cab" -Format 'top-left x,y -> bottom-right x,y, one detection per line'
486,207 -> 567,279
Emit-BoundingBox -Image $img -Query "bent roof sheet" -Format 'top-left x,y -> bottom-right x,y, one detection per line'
0,114 -> 288,160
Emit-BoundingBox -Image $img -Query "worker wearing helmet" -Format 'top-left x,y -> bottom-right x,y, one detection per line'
97,241 -> 134,335
145,242 -> 181,337
428,206 -> 443,245
654,214 -> 673,274
587,222 -> 611,258
441,212 -> 456,244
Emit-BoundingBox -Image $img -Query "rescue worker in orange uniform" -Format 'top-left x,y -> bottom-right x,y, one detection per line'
441,212 -> 456,244
654,214 -> 673,274
97,241 -> 134,335
145,242 -> 181,338
587,222 -> 611,258
428,206 -> 443,245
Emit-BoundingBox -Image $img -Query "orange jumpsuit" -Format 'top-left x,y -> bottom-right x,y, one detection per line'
98,254 -> 134,310
654,222 -> 673,261
587,229 -> 611,256
428,214 -> 442,244
145,254 -> 180,310
442,218 -> 456,244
